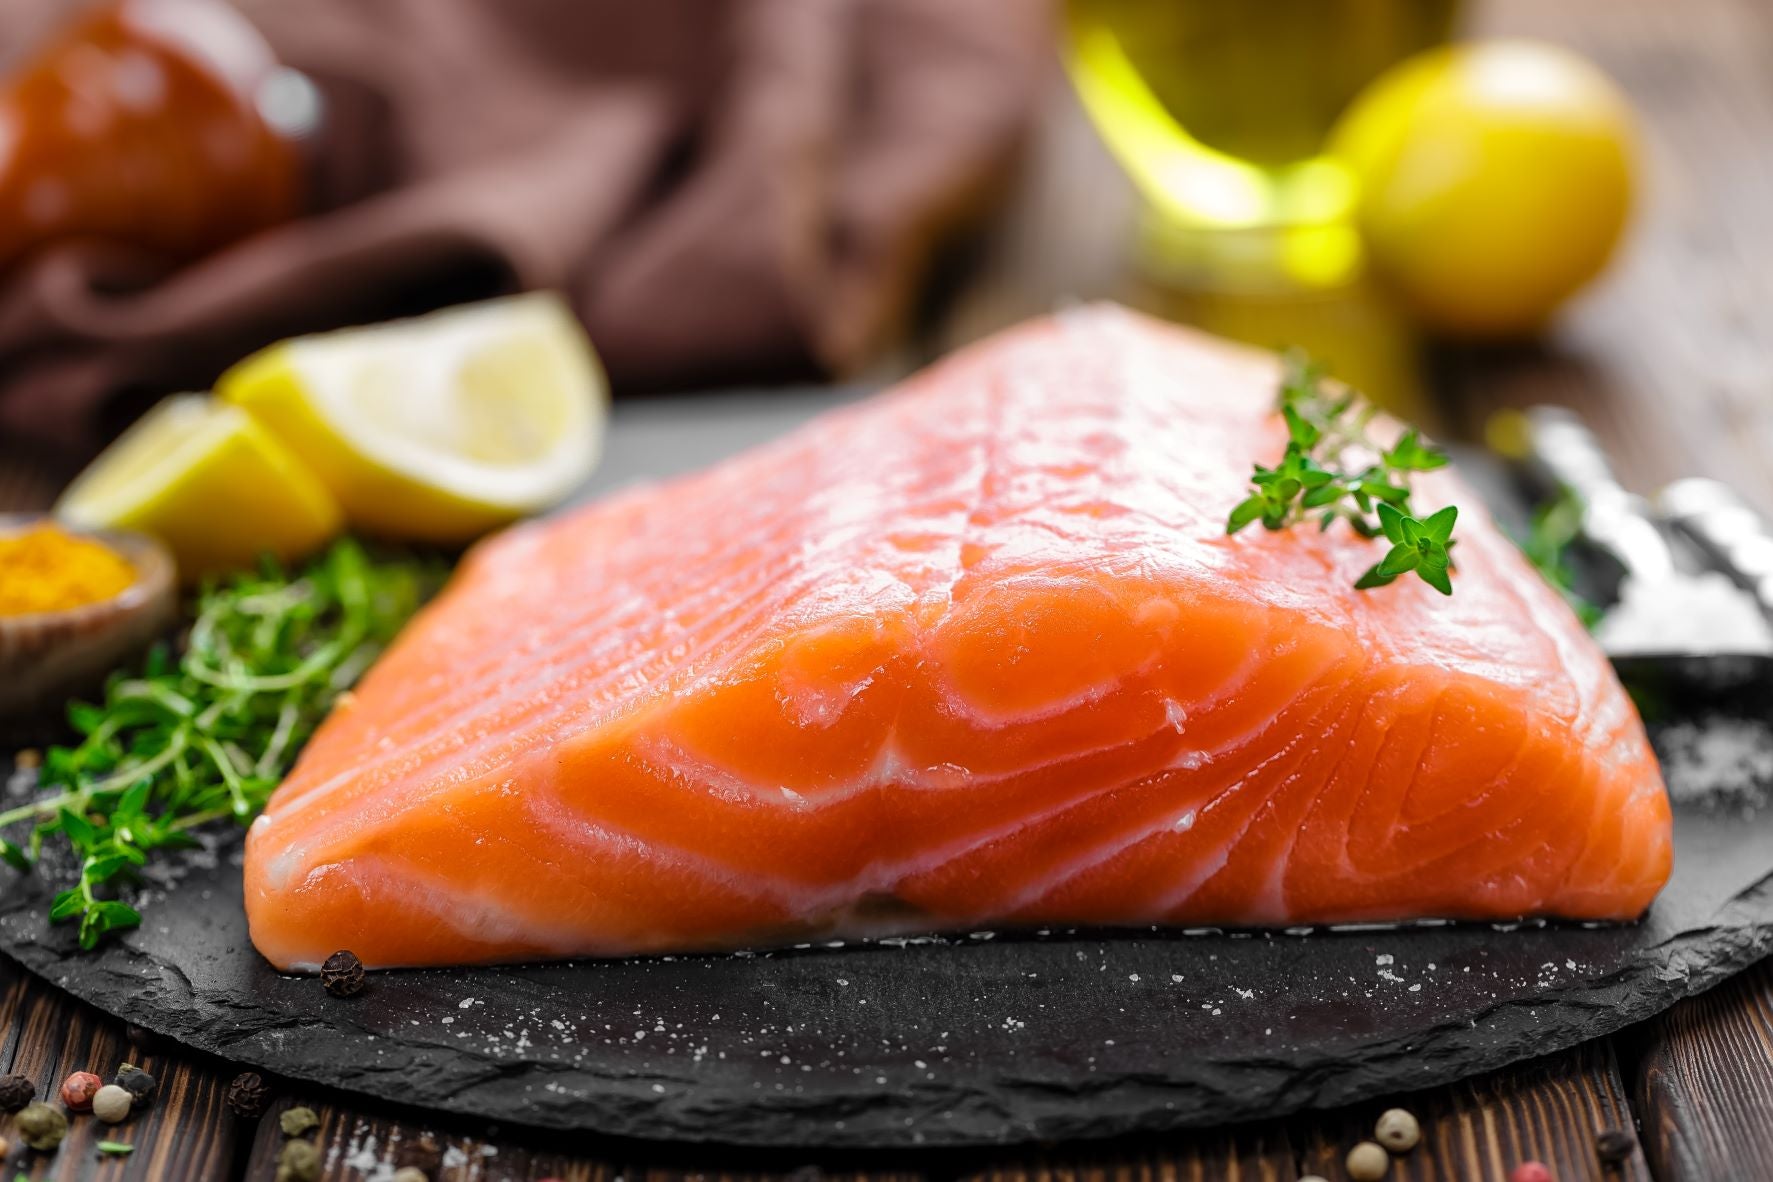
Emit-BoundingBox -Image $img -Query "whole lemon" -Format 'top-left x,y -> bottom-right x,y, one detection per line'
1332,39 -> 1637,337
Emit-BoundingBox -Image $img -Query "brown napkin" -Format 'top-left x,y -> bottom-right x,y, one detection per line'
0,0 -> 1054,456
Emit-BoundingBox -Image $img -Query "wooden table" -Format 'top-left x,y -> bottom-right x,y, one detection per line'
6,0 -> 1773,1176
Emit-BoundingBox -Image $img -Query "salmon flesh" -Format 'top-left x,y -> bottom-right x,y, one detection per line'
244,307 -> 1673,970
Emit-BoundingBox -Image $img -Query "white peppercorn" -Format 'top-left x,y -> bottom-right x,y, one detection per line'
1375,1106 -> 1421,1152
1347,1140 -> 1390,1181
92,1083 -> 133,1124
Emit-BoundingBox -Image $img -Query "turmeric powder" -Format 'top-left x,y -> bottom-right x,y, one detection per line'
0,522 -> 136,616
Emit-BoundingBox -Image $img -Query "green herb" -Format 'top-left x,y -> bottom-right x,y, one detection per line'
97,1141 -> 134,1156
1517,486 -> 1604,629
0,540 -> 441,947
1227,352 -> 1459,595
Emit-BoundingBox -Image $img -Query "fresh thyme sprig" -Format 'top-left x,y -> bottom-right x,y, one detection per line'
1517,486 -> 1604,629
1226,352 -> 1459,595
0,539 -> 442,948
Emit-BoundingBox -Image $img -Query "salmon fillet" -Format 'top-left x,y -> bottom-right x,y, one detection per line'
244,306 -> 1673,970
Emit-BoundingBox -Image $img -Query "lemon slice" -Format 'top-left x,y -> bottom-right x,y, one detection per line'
58,395 -> 342,580
217,292 -> 606,543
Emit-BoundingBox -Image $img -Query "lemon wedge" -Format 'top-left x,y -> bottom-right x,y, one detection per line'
57,395 -> 342,580
217,292 -> 606,543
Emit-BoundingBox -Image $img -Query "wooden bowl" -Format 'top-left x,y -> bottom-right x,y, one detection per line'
0,515 -> 177,719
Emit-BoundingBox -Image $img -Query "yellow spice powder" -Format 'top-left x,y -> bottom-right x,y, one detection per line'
0,522 -> 137,616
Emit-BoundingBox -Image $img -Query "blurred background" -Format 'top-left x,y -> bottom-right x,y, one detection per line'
0,0 -> 1766,528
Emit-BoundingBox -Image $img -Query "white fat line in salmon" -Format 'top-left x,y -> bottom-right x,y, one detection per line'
262,643 -> 1367,922
267,520 -> 841,816
257,618 -> 1328,870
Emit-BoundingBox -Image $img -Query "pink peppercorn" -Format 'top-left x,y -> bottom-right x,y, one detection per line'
1509,1164 -> 1553,1182
59,1071 -> 103,1112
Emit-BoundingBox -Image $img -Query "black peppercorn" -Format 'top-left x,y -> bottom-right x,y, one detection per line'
395,1133 -> 444,1175
0,1072 -> 33,1112
1595,1127 -> 1635,1164
117,1068 -> 157,1108
321,949 -> 366,998
228,1071 -> 271,1119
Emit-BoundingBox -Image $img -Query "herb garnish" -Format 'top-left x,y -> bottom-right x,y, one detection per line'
1517,486 -> 1604,629
1226,352 -> 1459,595
0,540 -> 440,947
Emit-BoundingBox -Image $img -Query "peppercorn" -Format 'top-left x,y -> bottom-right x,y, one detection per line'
1375,1106 -> 1421,1152
1509,1164 -> 1554,1182
92,1083 -> 133,1124
277,1138 -> 322,1182
395,1133 -> 444,1174
1595,1128 -> 1634,1163
392,1169 -> 430,1182
117,1068 -> 157,1107
0,1072 -> 34,1112
1346,1140 -> 1390,1181
59,1070 -> 103,1112
280,1106 -> 320,1137
227,1071 -> 271,1119
17,1101 -> 69,1151
321,949 -> 366,997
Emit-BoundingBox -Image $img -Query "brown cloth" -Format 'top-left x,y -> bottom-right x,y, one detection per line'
0,0 -> 1054,456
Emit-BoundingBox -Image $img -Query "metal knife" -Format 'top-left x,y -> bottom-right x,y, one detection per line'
1515,407 -> 1773,686
1658,478 -> 1773,612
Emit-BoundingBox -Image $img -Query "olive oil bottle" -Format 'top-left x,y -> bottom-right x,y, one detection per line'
1067,0 -> 1457,289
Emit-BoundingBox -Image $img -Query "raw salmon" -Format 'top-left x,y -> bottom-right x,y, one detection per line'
244,306 -> 1672,970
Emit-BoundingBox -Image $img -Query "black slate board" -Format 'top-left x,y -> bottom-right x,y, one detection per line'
4,390 -> 1773,1148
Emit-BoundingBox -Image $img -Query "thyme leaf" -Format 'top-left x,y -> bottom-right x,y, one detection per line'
1227,352 -> 1459,596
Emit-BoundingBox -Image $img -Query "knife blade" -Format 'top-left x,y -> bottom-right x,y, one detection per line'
1515,408 -> 1773,693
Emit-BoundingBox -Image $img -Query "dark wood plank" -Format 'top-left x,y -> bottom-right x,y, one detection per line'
0,959 -> 240,1182
958,1123 -> 1303,1182
1298,1041 -> 1650,1182
1634,958 -> 1773,1182
239,1090 -> 931,1182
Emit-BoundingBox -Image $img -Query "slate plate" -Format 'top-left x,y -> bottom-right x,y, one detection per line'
4,391 -> 1773,1148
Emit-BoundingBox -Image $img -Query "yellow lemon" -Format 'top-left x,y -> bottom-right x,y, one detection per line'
57,395 -> 342,581
1332,39 -> 1637,337
218,292 -> 607,544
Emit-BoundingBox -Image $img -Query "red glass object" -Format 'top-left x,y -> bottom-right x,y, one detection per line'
0,0 -> 304,269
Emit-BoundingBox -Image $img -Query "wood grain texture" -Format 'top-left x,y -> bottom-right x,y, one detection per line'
957,1123 -> 1303,1182
1299,1041 -> 1650,1182
239,1090 -> 929,1182
0,961 -> 241,1182
1635,958 -> 1773,1182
